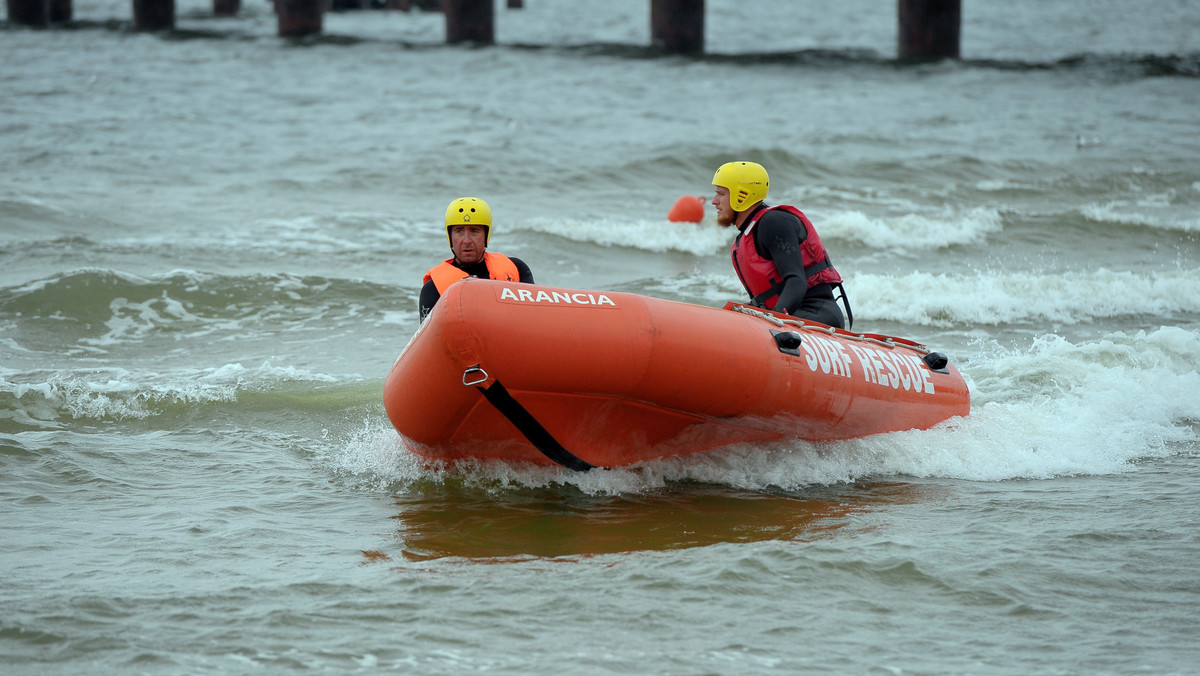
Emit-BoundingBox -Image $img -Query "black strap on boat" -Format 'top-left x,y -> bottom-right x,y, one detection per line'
834,282 -> 854,331
475,380 -> 596,472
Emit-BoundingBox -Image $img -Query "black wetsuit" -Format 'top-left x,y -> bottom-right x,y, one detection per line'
738,204 -> 846,329
418,256 -> 534,322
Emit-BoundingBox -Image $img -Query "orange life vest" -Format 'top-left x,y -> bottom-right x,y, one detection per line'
423,252 -> 520,294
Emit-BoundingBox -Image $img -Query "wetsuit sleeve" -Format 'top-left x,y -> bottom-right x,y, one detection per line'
418,279 -> 441,322
510,257 -> 535,284
755,210 -> 810,314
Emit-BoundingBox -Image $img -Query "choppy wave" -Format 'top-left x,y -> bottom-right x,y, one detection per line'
607,48 -> 1200,80
326,326 -> 1200,496
0,268 -> 407,352
516,207 -> 1004,255
0,361 -> 368,432
0,206 -> 421,256
180,213 -> 421,257
637,267 -> 1200,328
855,268 -> 1200,327
517,216 -> 730,255
0,197 -> 115,239
824,206 -> 1004,251
5,263 -> 1197,367
555,155 -> 1198,251
997,52 -> 1200,79
1081,201 -> 1200,233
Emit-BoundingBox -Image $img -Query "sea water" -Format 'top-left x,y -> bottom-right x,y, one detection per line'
2,0 -> 1200,673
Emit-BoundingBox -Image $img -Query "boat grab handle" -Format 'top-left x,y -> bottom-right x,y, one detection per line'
462,366 -> 489,387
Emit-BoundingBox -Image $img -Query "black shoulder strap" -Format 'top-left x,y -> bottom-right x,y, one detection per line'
803,257 -> 832,279
475,380 -> 597,472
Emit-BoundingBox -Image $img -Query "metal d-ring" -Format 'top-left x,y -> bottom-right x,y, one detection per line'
462,365 -> 489,386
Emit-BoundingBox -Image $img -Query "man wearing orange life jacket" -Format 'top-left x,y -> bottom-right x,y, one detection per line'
419,197 -> 534,322
712,161 -> 852,329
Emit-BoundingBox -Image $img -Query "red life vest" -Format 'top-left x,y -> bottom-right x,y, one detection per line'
730,205 -> 841,309
423,252 -> 520,294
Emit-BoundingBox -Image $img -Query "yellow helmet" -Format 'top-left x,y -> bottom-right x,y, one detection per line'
443,197 -> 492,247
712,161 -> 769,212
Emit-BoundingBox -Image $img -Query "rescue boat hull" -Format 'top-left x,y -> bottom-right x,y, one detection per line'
384,279 -> 970,469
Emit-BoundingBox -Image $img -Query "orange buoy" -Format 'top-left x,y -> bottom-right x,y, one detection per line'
667,195 -> 706,223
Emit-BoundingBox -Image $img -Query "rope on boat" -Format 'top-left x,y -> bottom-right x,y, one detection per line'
730,305 -> 931,355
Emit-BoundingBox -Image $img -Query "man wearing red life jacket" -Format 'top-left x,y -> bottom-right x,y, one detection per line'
712,161 -> 852,329
419,197 -> 534,322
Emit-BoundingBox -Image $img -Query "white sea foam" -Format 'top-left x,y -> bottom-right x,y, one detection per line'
854,326 -> 1200,481
516,216 -> 731,255
643,266 -> 1200,327
855,268 -> 1200,326
80,292 -> 215,348
338,325 -> 1200,494
327,419 -> 430,492
820,206 -> 1003,251
1081,200 -> 1200,232
739,326 -> 1200,485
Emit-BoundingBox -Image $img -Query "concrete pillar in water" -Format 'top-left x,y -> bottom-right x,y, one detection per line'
898,0 -> 961,60
443,0 -> 493,45
7,0 -> 48,25
213,0 -> 239,16
50,0 -> 70,21
651,0 -> 704,54
277,0 -> 322,37
133,0 -> 175,30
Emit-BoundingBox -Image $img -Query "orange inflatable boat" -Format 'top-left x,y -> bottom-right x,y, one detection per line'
384,278 -> 970,470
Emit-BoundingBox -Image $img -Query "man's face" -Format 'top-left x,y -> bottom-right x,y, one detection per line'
712,186 -> 736,227
450,224 -> 488,265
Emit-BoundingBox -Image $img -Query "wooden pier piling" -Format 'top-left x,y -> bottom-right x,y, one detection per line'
276,0 -> 322,37
50,0 -> 68,21
6,0 -> 46,25
7,0 -> 73,25
898,0 -> 961,60
133,0 -> 174,31
5,0 -> 968,61
213,0 -> 239,16
443,0 -> 493,45
393,0 -> 438,10
651,0 -> 704,54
